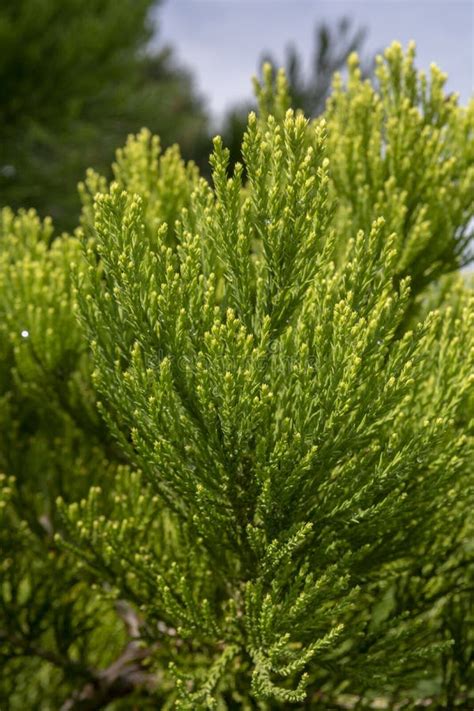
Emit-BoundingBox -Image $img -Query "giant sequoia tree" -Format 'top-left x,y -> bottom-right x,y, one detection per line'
1,43 -> 473,709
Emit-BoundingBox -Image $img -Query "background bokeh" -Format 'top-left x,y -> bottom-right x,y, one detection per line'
0,0 -> 472,231
159,0 -> 473,124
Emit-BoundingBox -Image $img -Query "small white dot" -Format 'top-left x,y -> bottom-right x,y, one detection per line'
21,330 -> 29,338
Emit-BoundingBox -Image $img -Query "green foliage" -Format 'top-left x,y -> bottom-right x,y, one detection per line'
1,43 -> 473,709
0,208 -> 129,709
263,18 -> 371,118
326,42 -> 474,293
0,0 -> 208,230
220,17 -> 370,172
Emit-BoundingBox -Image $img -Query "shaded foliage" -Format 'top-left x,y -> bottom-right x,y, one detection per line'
0,0 -> 207,230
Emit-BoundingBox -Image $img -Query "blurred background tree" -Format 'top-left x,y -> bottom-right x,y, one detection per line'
220,18 -> 372,171
0,0 -> 208,230
0,1 -> 370,230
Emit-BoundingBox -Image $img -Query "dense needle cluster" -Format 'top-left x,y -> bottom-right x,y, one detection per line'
1,43 -> 473,709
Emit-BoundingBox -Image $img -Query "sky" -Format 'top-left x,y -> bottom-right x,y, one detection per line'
154,0 -> 473,127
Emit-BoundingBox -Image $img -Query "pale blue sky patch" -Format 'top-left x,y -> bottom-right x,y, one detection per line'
154,0 -> 473,126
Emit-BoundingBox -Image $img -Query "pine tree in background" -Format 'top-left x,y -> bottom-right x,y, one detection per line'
1,43 -> 473,709
0,0 -> 208,231
264,18 -> 371,117
221,18 -> 372,173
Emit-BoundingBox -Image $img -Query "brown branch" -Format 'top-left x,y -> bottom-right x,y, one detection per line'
3,602 -> 177,710
60,641 -> 158,711
60,601 -> 158,711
